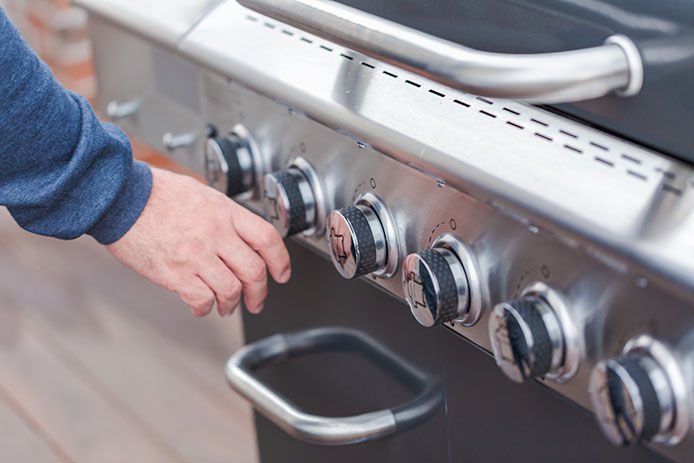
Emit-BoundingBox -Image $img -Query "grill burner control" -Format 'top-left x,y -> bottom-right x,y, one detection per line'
403,234 -> 483,328
589,335 -> 690,447
262,157 -> 325,238
205,124 -> 258,197
489,282 -> 580,383
327,193 -> 399,279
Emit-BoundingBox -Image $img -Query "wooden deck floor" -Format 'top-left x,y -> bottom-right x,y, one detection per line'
0,208 -> 258,462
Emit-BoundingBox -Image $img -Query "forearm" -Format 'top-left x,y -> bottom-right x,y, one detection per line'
0,7 -> 151,244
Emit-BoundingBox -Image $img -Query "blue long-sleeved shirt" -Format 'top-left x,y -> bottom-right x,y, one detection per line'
0,7 -> 151,245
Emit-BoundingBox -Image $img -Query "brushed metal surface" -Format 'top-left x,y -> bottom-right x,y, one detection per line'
73,0 -> 222,48
180,1 -> 694,297
323,0 -> 694,168
194,71 -> 694,461
83,3 -> 694,461
88,17 -> 207,173
238,0 -> 642,103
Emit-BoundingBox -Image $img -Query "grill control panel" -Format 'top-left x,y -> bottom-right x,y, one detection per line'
88,18 -> 694,461
193,72 -> 694,457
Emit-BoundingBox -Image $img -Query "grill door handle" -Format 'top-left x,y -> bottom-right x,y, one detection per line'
238,0 -> 643,103
225,326 -> 441,445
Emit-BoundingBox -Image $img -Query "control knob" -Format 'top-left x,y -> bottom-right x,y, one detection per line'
327,193 -> 398,279
489,283 -> 579,383
402,234 -> 483,327
262,157 -> 324,238
205,126 -> 257,197
589,335 -> 689,446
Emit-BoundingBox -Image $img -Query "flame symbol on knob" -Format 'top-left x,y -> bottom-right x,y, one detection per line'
264,189 -> 280,222
405,271 -> 427,309
330,227 -> 348,264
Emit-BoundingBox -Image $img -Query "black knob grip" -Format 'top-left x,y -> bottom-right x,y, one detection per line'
489,295 -> 565,382
205,135 -> 254,197
215,136 -> 245,196
402,247 -> 469,327
418,249 -> 459,323
327,204 -> 387,279
265,171 -> 309,237
504,297 -> 553,379
340,206 -> 378,277
606,354 -> 662,443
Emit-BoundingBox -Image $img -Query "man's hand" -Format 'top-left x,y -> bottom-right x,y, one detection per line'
105,167 -> 291,317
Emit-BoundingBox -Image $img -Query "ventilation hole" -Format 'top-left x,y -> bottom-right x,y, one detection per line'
503,107 -> 520,116
263,22 -> 276,29
655,168 -> 676,180
563,144 -> 582,153
476,96 -> 493,105
531,118 -> 548,127
360,61 -> 375,69
627,170 -> 647,181
319,45 -> 333,52
506,121 -> 524,129
590,141 -> 609,151
281,29 -> 294,36
246,15 -> 258,21
405,79 -> 422,88
661,184 -> 682,196
594,156 -> 614,167
453,99 -> 470,108
429,89 -> 445,97
300,37 -> 313,44
338,54 -> 352,60
382,70 -> 398,78
621,153 -> 642,164
479,110 -> 496,118
535,133 -> 552,142
559,129 -> 578,139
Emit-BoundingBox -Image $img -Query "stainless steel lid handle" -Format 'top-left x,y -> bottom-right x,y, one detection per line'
238,0 -> 643,103
225,326 -> 442,445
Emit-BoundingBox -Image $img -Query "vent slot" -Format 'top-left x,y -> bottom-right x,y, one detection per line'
243,14 -> 691,189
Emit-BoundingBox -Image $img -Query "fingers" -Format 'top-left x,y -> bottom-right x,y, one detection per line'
231,206 -> 291,284
219,239 -> 269,314
176,275 -> 216,317
196,258 -> 242,317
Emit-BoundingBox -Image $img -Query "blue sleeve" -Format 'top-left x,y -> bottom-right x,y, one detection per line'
0,7 -> 152,245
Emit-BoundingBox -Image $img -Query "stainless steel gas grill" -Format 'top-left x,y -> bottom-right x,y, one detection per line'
75,0 -> 694,461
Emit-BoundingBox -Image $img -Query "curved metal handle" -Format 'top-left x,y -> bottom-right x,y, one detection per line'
225,326 -> 441,445
238,0 -> 643,103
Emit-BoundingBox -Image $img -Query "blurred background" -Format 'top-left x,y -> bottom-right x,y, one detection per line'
0,1 -> 257,461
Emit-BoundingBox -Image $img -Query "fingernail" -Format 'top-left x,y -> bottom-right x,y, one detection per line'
252,303 -> 264,314
279,269 -> 291,283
